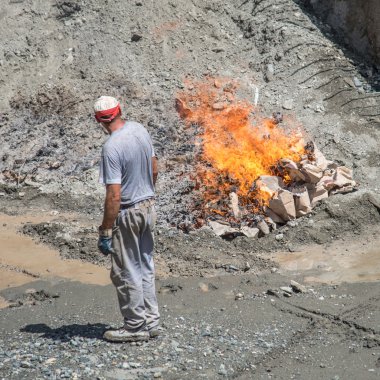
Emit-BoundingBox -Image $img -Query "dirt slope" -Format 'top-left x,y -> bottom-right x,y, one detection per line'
1,0 -> 379,202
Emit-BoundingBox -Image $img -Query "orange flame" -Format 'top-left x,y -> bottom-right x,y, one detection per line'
176,78 -> 305,219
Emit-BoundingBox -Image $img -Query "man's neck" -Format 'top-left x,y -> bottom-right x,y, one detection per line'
109,118 -> 125,134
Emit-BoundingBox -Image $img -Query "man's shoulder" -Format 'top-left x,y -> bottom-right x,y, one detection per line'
125,120 -> 149,134
102,135 -> 120,156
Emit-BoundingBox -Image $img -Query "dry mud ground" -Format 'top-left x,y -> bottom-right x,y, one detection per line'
1,0 -> 380,379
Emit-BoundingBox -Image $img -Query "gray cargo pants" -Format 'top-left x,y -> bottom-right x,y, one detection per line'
111,199 -> 160,331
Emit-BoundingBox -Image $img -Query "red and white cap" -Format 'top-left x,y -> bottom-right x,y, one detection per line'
94,96 -> 121,123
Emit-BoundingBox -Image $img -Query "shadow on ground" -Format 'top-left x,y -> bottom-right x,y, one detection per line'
20,323 -> 108,341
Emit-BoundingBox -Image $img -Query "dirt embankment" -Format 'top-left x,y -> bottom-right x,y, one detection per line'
1,0 -> 380,230
303,0 -> 380,68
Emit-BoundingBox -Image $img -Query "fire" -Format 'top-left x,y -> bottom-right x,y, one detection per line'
176,78 -> 305,221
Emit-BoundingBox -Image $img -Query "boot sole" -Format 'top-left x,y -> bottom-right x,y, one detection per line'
103,333 -> 149,343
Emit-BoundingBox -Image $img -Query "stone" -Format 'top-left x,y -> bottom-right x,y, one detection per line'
209,221 -> 239,237
50,161 -> 61,169
269,189 -> 296,221
229,192 -> 241,218
20,361 -> 33,368
282,99 -> 293,110
267,289 -> 279,297
212,102 -> 226,110
332,166 -> 356,188
235,292 -> 244,300
265,208 -> 285,224
293,186 -> 312,217
353,77 -> 362,88
63,53 -> 74,66
307,183 -> 328,206
275,233 -> 284,241
300,163 -> 323,183
211,46 -> 225,53
218,364 -> 228,376
257,219 -> 270,235
256,175 -> 283,194
240,226 -> 260,238
280,286 -> 293,295
201,329 -> 212,337
131,33 -> 142,42
290,280 -> 307,293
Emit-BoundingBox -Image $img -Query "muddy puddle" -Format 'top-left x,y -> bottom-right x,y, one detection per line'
271,235 -> 380,285
0,213 -> 109,305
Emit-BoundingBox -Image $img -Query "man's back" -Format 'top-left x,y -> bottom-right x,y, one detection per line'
99,121 -> 155,206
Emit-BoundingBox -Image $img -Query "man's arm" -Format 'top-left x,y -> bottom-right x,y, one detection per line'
152,156 -> 158,186
101,184 -> 121,229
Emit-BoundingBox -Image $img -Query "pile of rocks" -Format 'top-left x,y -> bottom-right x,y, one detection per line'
209,141 -> 356,238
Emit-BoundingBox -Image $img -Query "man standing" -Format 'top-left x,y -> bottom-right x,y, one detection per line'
94,96 -> 160,342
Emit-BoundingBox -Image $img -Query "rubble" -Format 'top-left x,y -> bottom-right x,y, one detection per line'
208,221 -> 239,238
268,189 -> 296,222
229,192 -> 242,219
209,221 -> 260,239
240,226 -> 259,239
205,140 -> 357,238
177,77 -> 357,238
256,219 -> 270,235
290,280 -> 308,293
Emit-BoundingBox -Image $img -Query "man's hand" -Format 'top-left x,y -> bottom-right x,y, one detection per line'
98,235 -> 114,256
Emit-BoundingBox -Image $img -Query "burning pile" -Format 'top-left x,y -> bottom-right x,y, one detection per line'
176,78 -> 356,237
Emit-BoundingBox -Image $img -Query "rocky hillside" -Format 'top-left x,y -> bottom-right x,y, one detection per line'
0,0 -> 379,226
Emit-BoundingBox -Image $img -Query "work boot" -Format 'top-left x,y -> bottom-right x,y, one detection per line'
103,327 -> 149,343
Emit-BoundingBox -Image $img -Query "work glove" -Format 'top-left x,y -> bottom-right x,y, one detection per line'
98,227 -> 115,256
98,236 -> 115,256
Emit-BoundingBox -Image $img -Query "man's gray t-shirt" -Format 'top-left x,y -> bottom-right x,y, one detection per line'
99,121 -> 155,206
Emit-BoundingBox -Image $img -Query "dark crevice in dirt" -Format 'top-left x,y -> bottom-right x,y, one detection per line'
242,298 -> 380,378
251,320 -> 317,370
274,299 -> 380,340
294,0 -> 380,90
340,296 -> 380,318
